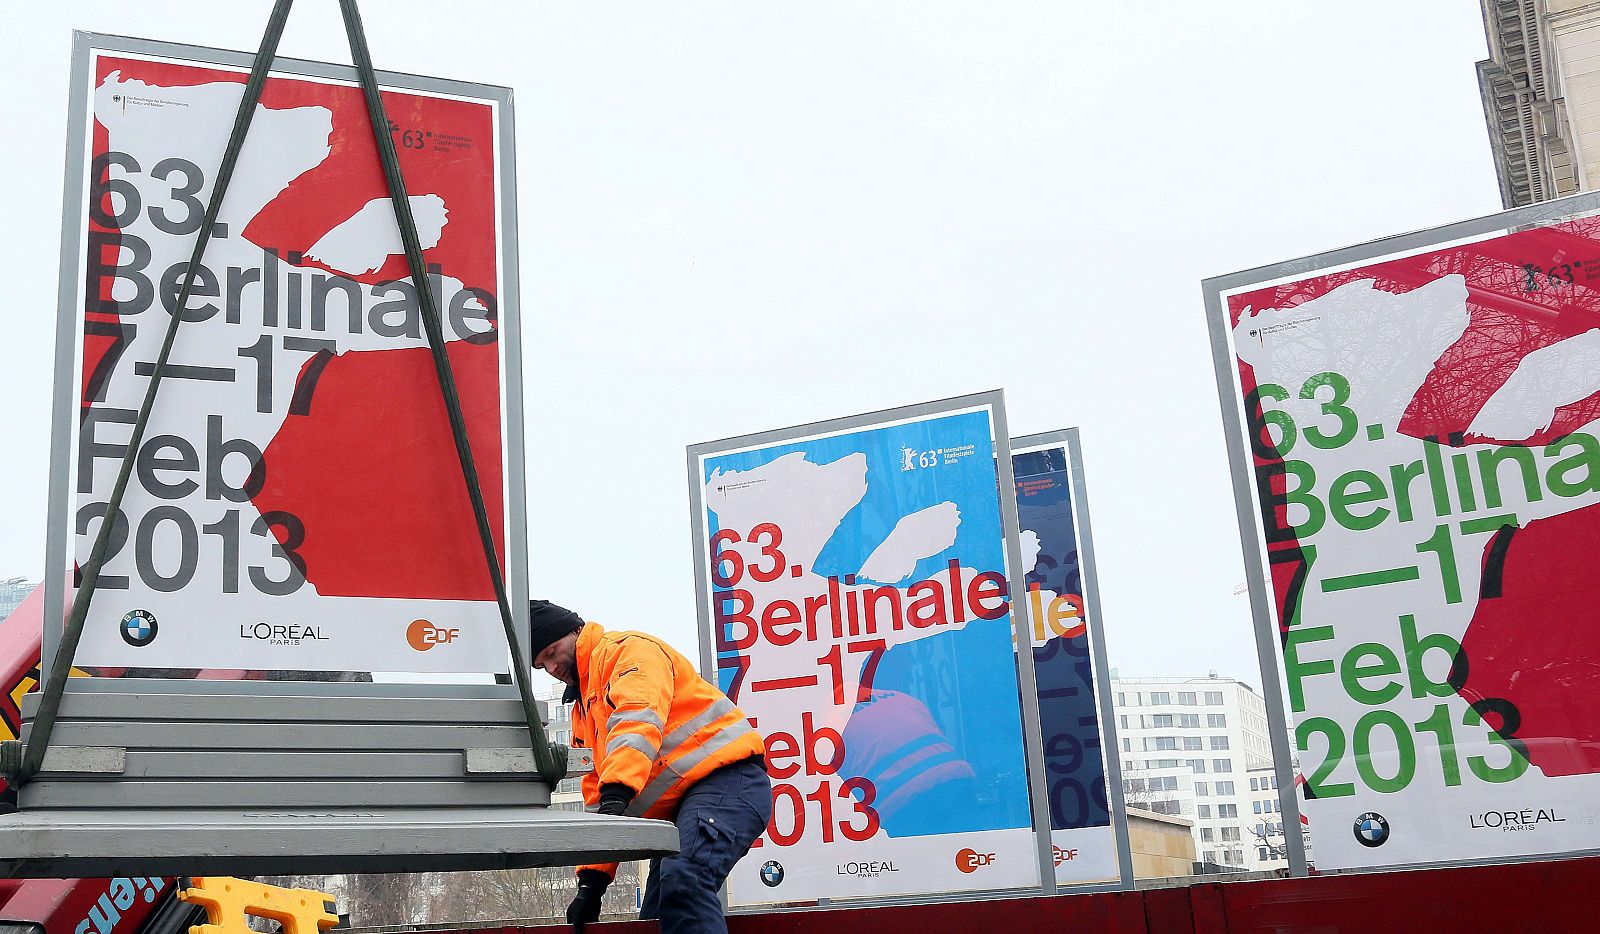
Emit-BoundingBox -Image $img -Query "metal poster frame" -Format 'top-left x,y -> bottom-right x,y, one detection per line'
42,32 -> 529,700
1011,428 -> 1134,893
685,391 -> 1059,909
1202,189 -> 1600,878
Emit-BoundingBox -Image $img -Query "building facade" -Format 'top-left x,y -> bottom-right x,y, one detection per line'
1111,675 -> 1275,871
0,578 -> 34,622
1479,0 -> 1600,206
1125,807 -> 1197,880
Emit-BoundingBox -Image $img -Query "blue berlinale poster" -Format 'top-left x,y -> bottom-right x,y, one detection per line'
1013,442 -> 1118,882
698,404 -> 1041,903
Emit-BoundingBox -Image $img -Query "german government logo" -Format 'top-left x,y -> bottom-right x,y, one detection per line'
120,609 -> 158,647
1354,812 -> 1389,848
759,860 -> 784,887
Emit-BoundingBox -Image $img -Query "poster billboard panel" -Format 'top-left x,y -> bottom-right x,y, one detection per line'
1011,431 -> 1128,886
687,393 -> 1052,906
1205,193 -> 1600,871
46,34 -> 523,674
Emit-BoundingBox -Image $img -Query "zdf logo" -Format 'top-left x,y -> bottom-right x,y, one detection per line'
407,619 -> 459,651
1053,845 -> 1079,866
955,848 -> 996,873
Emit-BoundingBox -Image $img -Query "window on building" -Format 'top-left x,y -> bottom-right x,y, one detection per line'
1153,714 -> 1174,728
1128,778 -> 1146,794
1179,691 -> 1197,705
1179,713 -> 1200,728
1218,804 -> 1239,818
1184,736 -> 1203,751
1210,736 -> 1230,750
1151,737 -> 1177,751
1152,691 -> 1172,705
1187,758 -> 1206,773
1195,782 -> 1209,796
1221,827 -> 1240,842
1119,715 -> 1128,729
1214,759 -> 1232,773
1203,850 -> 1216,864
1264,799 -> 1275,813
1259,847 -> 1270,861
1200,828 -> 1214,842
1116,693 -> 1126,706
1205,691 -> 1224,704
1157,758 -> 1179,768
1217,782 -> 1235,796
1208,713 -> 1227,728
1253,801 -> 1262,814
1249,778 -> 1259,791
1269,774 -> 1277,788
1122,738 -> 1131,752
1198,804 -> 1212,819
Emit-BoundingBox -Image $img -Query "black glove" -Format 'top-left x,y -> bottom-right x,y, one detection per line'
597,782 -> 635,816
567,869 -> 610,932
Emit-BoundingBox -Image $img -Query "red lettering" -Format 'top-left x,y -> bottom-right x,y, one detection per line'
714,589 -> 757,651
827,575 -> 844,638
865,585 -> 904,632
803,710 -> 844,776
762,599 -> 803,646
710,529 -> 744,586
947,559 -> 966,624
803,593 -> 828,642
765,731 -> 801,779
968,571 -> 1009,620
906,578 -> 946,628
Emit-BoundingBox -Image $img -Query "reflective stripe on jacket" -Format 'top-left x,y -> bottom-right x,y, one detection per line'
571,621 -> 764,878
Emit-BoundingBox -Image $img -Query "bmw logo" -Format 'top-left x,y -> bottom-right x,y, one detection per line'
759,860 -> 784,887
120,609 -> 158,647
1354,811 -> 1389,848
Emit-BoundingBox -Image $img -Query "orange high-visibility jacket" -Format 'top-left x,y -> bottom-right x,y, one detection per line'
570,621 -> 765,879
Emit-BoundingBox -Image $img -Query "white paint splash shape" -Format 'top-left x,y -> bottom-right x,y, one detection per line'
1469,328 -> 1600,440
857,501 -> 961,584
1019,529 -> 1042,575
307,194 -> 448,275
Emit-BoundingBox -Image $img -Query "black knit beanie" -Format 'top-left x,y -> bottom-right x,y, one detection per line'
528,599 -> 584,658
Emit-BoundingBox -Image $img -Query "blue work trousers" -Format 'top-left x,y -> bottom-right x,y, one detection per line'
639,757 -> 772,934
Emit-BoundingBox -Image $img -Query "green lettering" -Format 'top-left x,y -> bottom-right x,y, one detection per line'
1477,445 -> 1542,509
1283,460 -> 1325,537
1330,470 -> 1391,531
1388,459 -> 1424,523
1451,452 -> 1478,512
1399,614 -> 1461,699
1285,625 -> 1336,713
1340,642 -> 1403,705
1423,437 -> 1452,517
1544,432 -> 1600,497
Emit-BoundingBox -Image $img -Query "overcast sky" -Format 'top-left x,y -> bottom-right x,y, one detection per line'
0,1 -> 1498,691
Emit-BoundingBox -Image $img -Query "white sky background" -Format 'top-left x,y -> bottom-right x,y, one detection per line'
0,1 -> 1497,691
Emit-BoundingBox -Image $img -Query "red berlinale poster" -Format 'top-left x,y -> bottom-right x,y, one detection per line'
59,38 -> 521,673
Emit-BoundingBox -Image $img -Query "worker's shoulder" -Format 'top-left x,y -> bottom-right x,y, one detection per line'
596,627 -> 685,660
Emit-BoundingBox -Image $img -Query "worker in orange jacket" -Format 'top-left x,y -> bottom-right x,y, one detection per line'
527,600 -> 770,934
